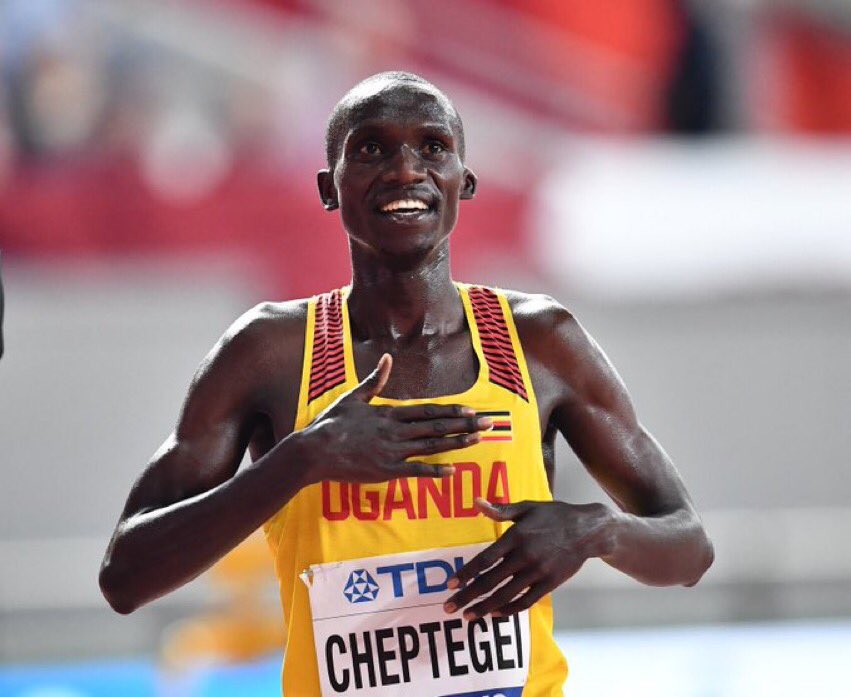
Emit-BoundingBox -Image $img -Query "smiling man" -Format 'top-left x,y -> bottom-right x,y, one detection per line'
100,72 -> 713,696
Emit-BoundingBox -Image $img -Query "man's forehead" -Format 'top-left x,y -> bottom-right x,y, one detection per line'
342,82 -> 457,132
345,79 -> 448,111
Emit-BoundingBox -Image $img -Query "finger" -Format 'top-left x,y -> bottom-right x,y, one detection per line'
396,415 -> 493,440
464,570 -> 539,620
492,580 -> 552,617
475,497 -> 537,522
349,353 -> 392,402
390,403 -> 476,421
447,533 -> 516,591
401,432 -> 481,458
397,460 -> 456,479
444,550 -> 522,614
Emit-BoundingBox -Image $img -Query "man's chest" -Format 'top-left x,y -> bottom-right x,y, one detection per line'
352,333 -> 479,401
253,327 -> 561,463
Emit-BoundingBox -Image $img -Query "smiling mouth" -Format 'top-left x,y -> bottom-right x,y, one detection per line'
377,198 -> 436,221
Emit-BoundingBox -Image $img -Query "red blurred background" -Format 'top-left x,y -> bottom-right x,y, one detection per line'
2,0 -> 848,298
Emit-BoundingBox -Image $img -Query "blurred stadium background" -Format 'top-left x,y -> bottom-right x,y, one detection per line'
1,0 -> 850,695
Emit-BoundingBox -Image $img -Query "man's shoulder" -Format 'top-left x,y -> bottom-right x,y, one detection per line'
209,297 -> 312,373
241,297 -> 311,331
226,298 -> 310,345
493,287 -> 591,376
190,298 -> 313,405
496,287 -> 577,337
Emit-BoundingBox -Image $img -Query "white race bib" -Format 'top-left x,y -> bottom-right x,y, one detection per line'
301,543 -> 530,697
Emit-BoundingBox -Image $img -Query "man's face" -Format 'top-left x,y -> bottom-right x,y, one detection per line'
319,84 -> 476,265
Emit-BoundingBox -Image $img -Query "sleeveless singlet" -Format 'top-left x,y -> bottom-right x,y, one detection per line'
263,283 -> 568,695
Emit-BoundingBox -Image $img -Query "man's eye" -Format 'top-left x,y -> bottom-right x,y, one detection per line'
359,142 -> 382,156
424,141 -> 445,155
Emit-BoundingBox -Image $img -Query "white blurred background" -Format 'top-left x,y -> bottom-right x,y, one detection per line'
1,0 -> 850,695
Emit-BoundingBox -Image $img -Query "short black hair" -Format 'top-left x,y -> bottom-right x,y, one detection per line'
324,71 -> 465,169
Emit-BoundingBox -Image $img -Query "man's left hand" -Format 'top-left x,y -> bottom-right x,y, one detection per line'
444,498 -> 614,620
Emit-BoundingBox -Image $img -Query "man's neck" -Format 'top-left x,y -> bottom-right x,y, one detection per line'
347,245 -> 463,342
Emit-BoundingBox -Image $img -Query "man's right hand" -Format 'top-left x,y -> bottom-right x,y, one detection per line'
296,354 -> 491,484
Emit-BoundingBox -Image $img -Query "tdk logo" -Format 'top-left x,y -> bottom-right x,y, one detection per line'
376,556 -> 465,598
343,569 -> 380,603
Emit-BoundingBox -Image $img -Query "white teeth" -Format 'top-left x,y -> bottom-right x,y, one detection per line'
380,199 -> 429,212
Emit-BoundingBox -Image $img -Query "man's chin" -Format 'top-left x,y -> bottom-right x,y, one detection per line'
351,233 -> 449,271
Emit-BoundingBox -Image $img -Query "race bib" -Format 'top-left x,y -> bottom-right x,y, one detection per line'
301,543 -> 530,697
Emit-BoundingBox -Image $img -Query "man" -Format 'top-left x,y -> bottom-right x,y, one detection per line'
101,72 -> 713,695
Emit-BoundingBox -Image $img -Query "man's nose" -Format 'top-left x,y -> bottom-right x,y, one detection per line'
382,144 -> 426,184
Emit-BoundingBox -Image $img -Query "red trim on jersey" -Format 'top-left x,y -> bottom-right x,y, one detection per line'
308,290 -> 346,402
468,286 -> 529,401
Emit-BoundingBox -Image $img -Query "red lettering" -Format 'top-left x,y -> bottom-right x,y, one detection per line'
322,481 -> 350,521
453,462 -> 481,517
352,484 -> 380,520
323,461 -> 510,522
417,476 -> 451,519
383,478 -> 416,520
486,461 -> 511,504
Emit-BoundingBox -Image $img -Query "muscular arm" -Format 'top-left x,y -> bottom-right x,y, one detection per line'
99,303 -> 308,614
544,301 -> 713,586
446,294 -> 713,619
100,303 -> 490,614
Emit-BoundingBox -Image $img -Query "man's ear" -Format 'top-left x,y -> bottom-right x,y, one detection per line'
317,169 -> 339,211
460,168 -> 477,200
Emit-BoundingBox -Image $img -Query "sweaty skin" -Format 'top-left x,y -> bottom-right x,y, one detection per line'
100,76 -> 713,620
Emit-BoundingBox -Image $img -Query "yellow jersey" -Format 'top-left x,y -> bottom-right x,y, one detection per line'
264,283 -> 568,695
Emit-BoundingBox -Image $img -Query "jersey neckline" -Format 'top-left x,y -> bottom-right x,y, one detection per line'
340,281 -> 488,404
